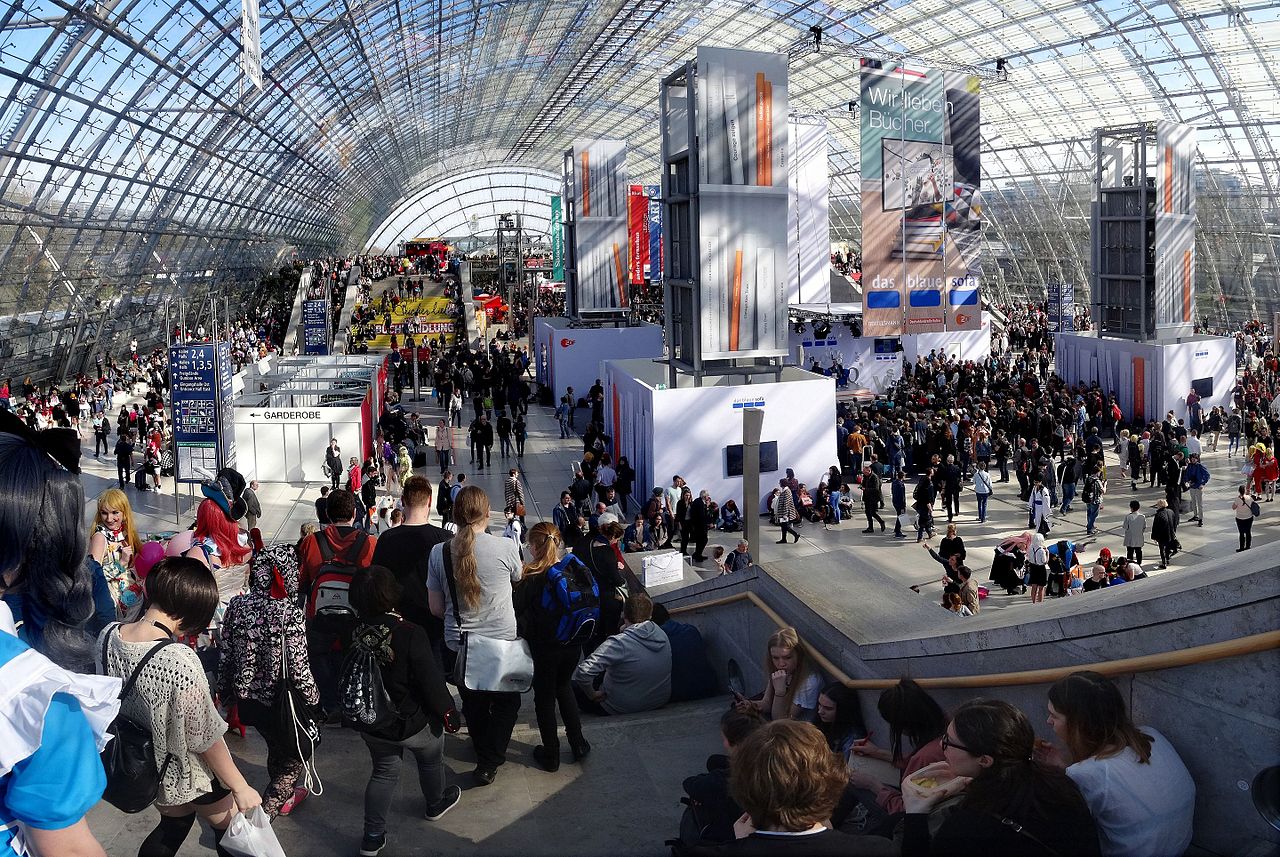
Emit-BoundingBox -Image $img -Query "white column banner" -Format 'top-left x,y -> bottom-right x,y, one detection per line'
241,0 -> 263,90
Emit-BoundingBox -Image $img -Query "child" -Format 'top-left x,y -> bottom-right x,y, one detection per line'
711,545 -> 727,575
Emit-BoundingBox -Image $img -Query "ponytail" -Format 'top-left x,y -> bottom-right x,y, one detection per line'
449,485 -> 489,611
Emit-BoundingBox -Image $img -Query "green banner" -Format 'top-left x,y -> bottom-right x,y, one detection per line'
550,194 -> 564,281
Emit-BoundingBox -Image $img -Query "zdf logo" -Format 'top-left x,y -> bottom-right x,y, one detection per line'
559,338 -> 575,348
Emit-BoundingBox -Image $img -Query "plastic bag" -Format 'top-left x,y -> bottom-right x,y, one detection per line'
221,807 -> 287,857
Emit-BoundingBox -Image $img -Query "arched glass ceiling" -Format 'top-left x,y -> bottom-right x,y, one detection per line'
362,168 -> 558,254
1,0 -> 1278,382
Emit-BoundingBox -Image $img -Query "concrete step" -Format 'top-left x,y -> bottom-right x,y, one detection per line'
89,695 -> 727,856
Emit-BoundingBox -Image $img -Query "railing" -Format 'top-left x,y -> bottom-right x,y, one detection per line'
668,590 -> 1280,690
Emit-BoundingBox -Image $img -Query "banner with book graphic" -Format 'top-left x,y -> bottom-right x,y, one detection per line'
860,61 -> 982,335
695,46 -> 789,359
565,140 -> 629,315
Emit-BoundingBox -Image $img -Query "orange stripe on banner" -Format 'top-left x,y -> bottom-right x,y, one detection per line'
581,151 -> 590,216
1132,357 -> 1145,421
612,243 -> 627,307
1183,250 -> 1192,322
763,80 -> 773,185
1163,145 -> 1173,213
755,73 -> 766,186
729,249 -> 744,350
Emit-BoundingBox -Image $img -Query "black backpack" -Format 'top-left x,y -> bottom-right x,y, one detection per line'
99,625 -> 179,813
338,621 -> 402,734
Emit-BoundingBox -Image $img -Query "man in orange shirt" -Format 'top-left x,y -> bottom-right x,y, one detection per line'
847,425 -> 868,474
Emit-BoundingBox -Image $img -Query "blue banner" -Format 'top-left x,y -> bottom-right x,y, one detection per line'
646,184 -> 662,282
169,343 -> 221,482
302,299 -> 329,355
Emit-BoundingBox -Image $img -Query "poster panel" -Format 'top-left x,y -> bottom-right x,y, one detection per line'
569,140 -> 629,313
1155,121 -> 1196,337
628,185 -> 649,285
695,46 -> 789,359
943,72 -> 982,331
550,195 -> 564,282
862,64 -> 982,334
216,341 -> 237,471
787,117 -> 831,305
645,184 -> 662,281
169,343 -> 224,482
302,299 -> 329,355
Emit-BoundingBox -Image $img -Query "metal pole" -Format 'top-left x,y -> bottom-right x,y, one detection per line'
742,407 -> 764,566
412,345 -> 420,402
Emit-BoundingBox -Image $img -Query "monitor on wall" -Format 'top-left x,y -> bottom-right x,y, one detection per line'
726,441 -> 779,477
1191,377 -> 1213,399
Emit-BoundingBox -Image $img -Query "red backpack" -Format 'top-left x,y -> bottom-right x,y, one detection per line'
306,529 -> 370,619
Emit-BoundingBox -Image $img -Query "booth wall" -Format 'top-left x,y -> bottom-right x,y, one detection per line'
535,318 -> 663,405
785,326 -> 901,394
653,377 -> 836,512
901,314 -> 992,363
604,363 -> 656,506
1055,334 -> 1235,424
233,407 -> 365,483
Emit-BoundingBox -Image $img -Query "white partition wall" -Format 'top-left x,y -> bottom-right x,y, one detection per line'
605,358 -> 835,511
1055,333 -> 1234,423
233,406 -> 365,483
533,317 -> 663,404
785,322 -> 902,394
900,313 -> 993,363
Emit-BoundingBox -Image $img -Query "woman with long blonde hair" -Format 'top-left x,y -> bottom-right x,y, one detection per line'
89,487 -> 144,617
427,485 -> 523,786
514,523 -> 594,771
738,626 -> 821,722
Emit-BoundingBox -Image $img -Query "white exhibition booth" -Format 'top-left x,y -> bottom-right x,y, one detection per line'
230,355 -> 383,483
603,358 -> 836,512
534,317 -> 663,404
1055,332 -> 1235,423
785,308 -> 992,394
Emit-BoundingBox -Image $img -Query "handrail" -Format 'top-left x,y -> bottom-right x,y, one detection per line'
668,591 -> 1280,690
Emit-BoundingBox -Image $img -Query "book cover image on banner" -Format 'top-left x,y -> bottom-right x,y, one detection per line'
628,185 -> 649,285
861,62 -> 950,335
645,184 -> 662,282
1154,120 -> 1196,338
942,72 -> 982,331
568,140 -> 628,312
550,194 -> 564,282
696,46 -> 789,360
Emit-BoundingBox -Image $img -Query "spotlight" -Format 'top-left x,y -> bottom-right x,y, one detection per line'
810,25 -> 822,52
792,319 -> 807,335
995,58 -> 1008,81
847,100 -> 856,113
845,319 -> 862,337
813,319 -> 832,340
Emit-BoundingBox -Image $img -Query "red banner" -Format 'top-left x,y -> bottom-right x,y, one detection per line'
628,185 -> 649,285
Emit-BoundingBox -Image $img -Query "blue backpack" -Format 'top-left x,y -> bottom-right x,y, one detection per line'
541,554 -> 600,645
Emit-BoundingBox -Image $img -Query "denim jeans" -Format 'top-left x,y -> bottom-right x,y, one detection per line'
1086,502 -> 1100,532
976,493 -> 989,521
361,727 -> 446,838
1059,483 -> 1076,513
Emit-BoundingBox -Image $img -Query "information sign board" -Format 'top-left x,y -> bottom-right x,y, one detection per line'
302,299 -> 329,355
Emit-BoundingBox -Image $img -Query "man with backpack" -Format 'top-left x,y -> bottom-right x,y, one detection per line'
299,489 -> 378,722
1081,463 -> 1105,536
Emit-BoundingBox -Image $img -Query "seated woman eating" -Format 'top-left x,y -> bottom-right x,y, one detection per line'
736,627 -> 821,721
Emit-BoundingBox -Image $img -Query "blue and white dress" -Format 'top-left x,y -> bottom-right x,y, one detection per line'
0,603 -> 119,857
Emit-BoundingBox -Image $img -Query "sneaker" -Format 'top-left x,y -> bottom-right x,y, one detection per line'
359,833 -> 387,856
473,767 -> 497,786
425,785 -> 462,821
278,787 -> 308,816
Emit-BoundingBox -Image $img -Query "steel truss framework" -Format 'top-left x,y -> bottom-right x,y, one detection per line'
1,0 -> 1277,383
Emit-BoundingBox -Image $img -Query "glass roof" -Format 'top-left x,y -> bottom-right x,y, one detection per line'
1,0 -> 1278,381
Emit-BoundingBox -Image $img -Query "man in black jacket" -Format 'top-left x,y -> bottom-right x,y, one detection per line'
690,490 -> 712,562
114,431 -> 134,489
471,413 -> 494,470
315,486 -> 331,524
861,465 -> 885,533
940,455 -> 962,521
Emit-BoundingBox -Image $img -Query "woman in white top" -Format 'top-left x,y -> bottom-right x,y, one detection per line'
1040,670 -> 1195,857
98,556 -> 261,856
426,485 -> 523,786
1231,484 -> 1255,551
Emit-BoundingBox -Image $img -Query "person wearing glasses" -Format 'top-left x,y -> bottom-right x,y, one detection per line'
898,699 -> 1101,856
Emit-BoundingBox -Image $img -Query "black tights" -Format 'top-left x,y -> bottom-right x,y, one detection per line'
139,813 -> 233,857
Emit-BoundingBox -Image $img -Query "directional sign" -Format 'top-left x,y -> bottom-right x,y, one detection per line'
302,299 -> 329,355
169,342 -> 235,482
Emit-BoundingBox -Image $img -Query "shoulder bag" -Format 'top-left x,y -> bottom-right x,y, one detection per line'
441,544 -> 533,693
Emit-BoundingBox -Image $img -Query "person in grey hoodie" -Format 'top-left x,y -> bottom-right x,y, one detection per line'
572,592 -> 671,716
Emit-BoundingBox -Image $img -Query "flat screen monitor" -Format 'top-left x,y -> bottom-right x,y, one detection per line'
726,441 -> 779,477
1191,377 -> 1213,399
874,337 -> 899,354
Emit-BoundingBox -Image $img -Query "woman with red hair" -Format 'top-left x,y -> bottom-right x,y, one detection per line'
179,499 -> 251,570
